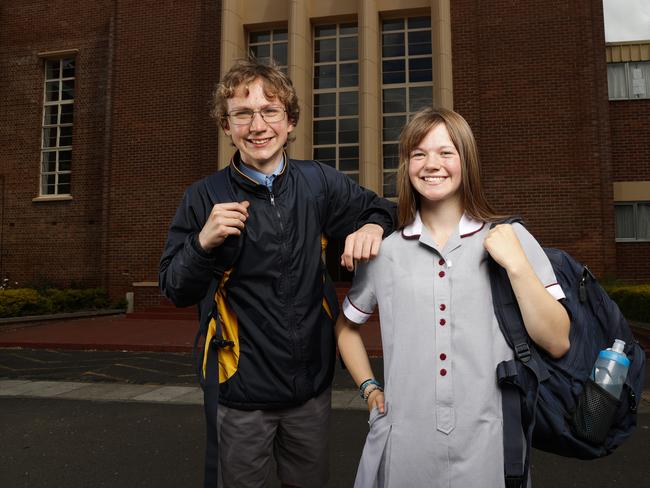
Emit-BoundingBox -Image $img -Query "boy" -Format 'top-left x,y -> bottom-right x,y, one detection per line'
159,59 -> 394,488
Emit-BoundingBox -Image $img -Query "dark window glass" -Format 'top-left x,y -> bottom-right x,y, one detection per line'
314,93 -> 336,117
44,105 -> 58,125
59,150 -> 72,171
315,25 -> 336,37
61,79 -> 74,100
383,170 -> 397,198
42,152 -> 57,173
315,39 -> 336,63
59,126 -> 73,146
61,59 -> 74,78
43,127 -> 57,148
46,61 -> 60,80
274,29 -> 288,41
314,65 -> 336,89
339,36 -> 358,61
314,147 -> 336,167
339,63 -> 358,87
313,119 -> 337,145
408,30 -> 432,56
250,44 -> 270,60
273,43 -> 288,66
339,91 -> 358,116
339,145 -> 359,171
409,57 -> 432,82
60,104 -> 74,124
58,173 -> 71,194
382,33 -> 405,57
382,18 -> 403,32
383,88 -> 406,113
382,59 -> 406,84
383,115 -> 406,141
339,118 -> 358,144
408,16 -> 431,29
382,143 -> 399,169
340,23 -> 358,35
615,205 -> 635,239
409,86 -> 432,112
249,31 -> 270,43
46,81 -> 59,102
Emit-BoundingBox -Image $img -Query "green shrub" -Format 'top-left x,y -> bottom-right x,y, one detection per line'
0,289 -> 54,317
0,288 -> 112,318
604,284 -> 650,324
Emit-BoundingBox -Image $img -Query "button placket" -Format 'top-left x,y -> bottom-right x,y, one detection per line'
434,254 -> 454,434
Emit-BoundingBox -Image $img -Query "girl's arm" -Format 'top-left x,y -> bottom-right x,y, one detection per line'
335,314 -> 385,413
484,224 -> 570,358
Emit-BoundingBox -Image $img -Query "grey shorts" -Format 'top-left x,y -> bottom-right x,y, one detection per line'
217,387 -> 332,488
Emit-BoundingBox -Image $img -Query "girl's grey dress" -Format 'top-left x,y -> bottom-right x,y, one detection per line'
343,213 -> 564,488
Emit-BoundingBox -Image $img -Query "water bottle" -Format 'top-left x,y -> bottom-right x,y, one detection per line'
591,339 -> 630,399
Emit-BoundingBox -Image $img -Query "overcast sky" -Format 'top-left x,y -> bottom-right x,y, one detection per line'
603,0 -> 650,41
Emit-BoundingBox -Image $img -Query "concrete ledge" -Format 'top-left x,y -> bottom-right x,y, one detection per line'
0,309 -> 125,325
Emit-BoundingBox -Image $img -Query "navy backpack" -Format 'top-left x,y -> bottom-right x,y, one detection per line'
488,222 -> 646,488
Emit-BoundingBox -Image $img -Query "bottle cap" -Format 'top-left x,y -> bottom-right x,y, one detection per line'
598,349 -> 631,367
612,339 -> 626,354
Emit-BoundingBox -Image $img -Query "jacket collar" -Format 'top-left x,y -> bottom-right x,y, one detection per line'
229,151 -> 289,194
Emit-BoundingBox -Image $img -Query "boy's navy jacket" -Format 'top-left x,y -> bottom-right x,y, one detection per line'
159,153 -> 395,410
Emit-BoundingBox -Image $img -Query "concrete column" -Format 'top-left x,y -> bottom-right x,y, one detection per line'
358,0 -> 381,193
431,0 -> 453,109
288,0 -> 312,160
218,0 -> 247,169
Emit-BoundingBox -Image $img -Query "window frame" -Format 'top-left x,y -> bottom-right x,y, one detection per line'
247,27 -> 289,73
614,201 -> 650,242
607,61 -> 650,101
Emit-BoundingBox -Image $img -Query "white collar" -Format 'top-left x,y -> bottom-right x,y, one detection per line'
402,211 -> 485,238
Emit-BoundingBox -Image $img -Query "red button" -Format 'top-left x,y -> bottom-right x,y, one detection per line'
438,259 -> 445,266
440,353 -> 447,361
440,368 -> 447,376
439,319 -> 446,326
439,304 -> 446,311
439,271 -> 445,278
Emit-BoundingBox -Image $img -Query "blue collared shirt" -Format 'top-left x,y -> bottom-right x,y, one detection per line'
238,157 -> 285,192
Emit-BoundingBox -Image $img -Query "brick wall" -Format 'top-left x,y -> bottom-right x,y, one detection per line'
451,0 -> 616,278
0,0 -> 113,288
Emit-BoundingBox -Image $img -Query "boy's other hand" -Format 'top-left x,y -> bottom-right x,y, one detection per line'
198,201 -> 250,252
340,223 -> 384,271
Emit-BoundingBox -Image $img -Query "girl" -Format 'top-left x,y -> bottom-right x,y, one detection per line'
336,107 -> 570,488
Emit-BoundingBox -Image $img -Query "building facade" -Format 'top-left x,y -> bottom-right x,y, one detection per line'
1,0 -> 647,311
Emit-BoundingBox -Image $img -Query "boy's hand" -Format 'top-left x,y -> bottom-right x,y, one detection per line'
198,201 -> 250,252
340,223 -> 384,271
367,389 -> 385,414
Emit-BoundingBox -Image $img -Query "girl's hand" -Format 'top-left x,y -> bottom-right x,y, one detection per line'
483,224 -> 528,273
367,389 -> 385,414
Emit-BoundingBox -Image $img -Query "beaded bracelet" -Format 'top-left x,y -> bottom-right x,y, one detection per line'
359,378 -> 383,400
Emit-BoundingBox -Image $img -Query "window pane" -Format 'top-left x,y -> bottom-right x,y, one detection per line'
382,19 -> 403,32
409,86 -> 433,112
315,39 -> 336,63
314,65 -> 336,89
46,81 -> 60,102
607,64 -> 628,99
383,88 -> 406,113
629,62 -> 650,99
250,44 -> 270,60
615,205 -> 635,239
42,152 -> 57,173
339,118 -> 358,144
637,203 -> 650,239
314,93 -> 336,118
339,63 -> 358,87
61,58 -> 75,78
340,23 -> 357,35
60,103 -> 74,124
44,105 -> 58,125
314,147 -> 336,167
339,146 -> 359,172
43,127 -> 58,148
382,143 -> 399,169
408,30 -> 432,56
339,36 -> 358,61
383,59 -> 406,84
408,16 -> 431,29
383,115 -> 406,141
382,33 -> 405,57
383,171 -> 397,198
61,79 -> 74,100
315,25 -> 336,37
59,126 -> 73,146
59,150 -> 72,171
409,57 -> 432,82
46,60 -> 60,80
339,91 -> 358,116
249,31 -> 270,43
273,29 -> 288,41
313,120 -> 336,145
272,43 -> 288,67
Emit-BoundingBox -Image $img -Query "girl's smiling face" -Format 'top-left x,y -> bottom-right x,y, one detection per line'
408,122 -> 463,210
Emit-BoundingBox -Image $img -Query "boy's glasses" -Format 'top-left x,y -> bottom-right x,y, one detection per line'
226,107 -> 287,125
